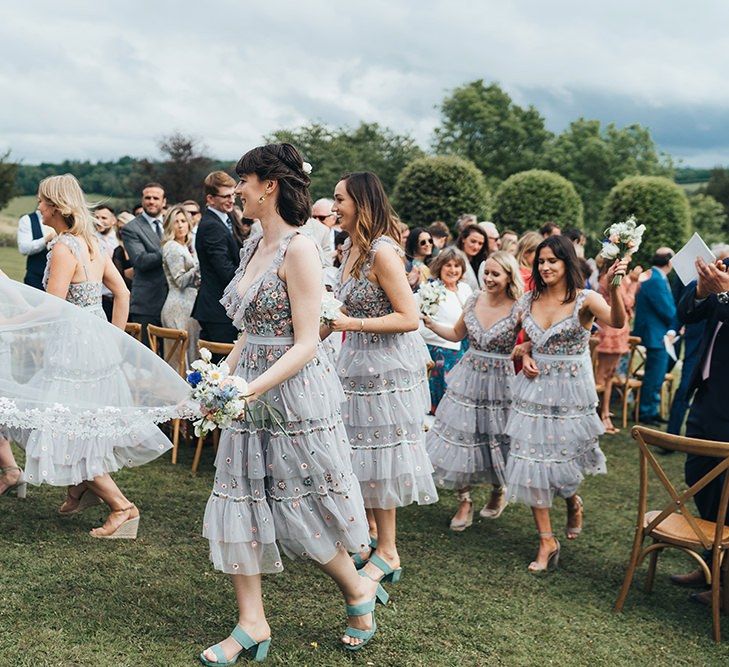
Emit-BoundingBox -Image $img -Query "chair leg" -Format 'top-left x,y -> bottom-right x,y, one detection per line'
192,434 -> 205,473
171,418 -> 180,465
644,545 -> 659,593
622,390 -> 629,429
712,549 -> 722,642
615,531 -> 645,612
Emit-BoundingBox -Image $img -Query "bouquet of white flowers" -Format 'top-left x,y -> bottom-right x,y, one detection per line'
187,348 -> 284,436
418,280 -> 448,317
600,215 -> 645,285
320,290 -> 343,325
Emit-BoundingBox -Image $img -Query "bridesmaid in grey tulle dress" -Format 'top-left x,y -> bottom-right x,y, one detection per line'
424,251 -> 523,532
329,172 -> 437,590
200,145 -> 386,664
504,235 -> 628,572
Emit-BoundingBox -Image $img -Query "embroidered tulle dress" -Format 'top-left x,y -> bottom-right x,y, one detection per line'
203,232 -> 369,575
504,290 -> 606,507
426,295 -> 518,490
335,236 -> 438,509
10,233 -> 177,486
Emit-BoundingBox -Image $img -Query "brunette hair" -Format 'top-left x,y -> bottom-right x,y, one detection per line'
531,235 -> 584,303
455,223 -> 488,275
340,171 -> 401,278
428,246 -> 467,282
203,170 -> 236,198
405,227 -> 433,261
428,220 -> 451,242
484,250 -> 524,301
235,143 -> 312,227
142,182 -> 165,195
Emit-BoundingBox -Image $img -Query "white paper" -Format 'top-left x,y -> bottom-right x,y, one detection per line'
672,232 -> 716,285
663,334 -> 680,362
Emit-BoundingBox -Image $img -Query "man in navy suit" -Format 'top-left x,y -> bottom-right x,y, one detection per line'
632,248 -> 677,424
669,256 -> 729,596
192,171 -> 242,347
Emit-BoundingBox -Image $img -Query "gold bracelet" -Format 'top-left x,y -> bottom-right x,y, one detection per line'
359,318 -> 365,332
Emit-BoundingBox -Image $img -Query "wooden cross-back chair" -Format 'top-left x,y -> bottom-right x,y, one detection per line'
614,426 -> 729,642
147,324 -> 189,464
124,322 -> 142,342
191,339 -> 235,473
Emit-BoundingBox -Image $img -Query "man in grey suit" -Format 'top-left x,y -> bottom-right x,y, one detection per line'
120,182 -> 168,347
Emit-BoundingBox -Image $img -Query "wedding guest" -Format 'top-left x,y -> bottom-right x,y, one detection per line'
404,227 -> 434,289
116,211 -> 134,226
192,171 -> 242,347
632,248 -> 677,425
669,255 -> 729,601
456,213 -> 478,234
121,183 -> 168,347
540,221 -> 561,238
397,221 -> 410,248
417,247 -> 473,413
333,230 -> 349,268
181,199 -> 202,245
112,227 -> 133,290
516,231 -> 541,292
427,221 -> 451,254
329,171 -> 437,593
595,261 -> 639,433
17,208 -> 55,290
477,221 -> 501,286
424,251 -> 522,529
94,205 -> 120,321
501,229 -> 518,255
505,235 -> 628,571
200,144 -> 381,662
161,206 -> 200,367
312,197 -> 338,258
456,224 -> 488,291
132,203 -> 143,216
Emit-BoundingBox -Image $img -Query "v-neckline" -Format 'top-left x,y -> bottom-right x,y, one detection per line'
528,292 -> 583,333
470,294 -> 513,334
236,234 -> 285,302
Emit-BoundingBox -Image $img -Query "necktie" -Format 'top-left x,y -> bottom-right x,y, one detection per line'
154,220 -> 162,240
225,216 -> 233,234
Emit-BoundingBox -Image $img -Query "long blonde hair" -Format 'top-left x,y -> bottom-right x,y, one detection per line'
342,172 -> 402,278
38,174 -> 99,258
484,250 -> 524,301
162,205 -> 193,246
515,231 -> 542,269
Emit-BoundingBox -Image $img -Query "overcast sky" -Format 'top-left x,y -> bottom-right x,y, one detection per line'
2,1 -> 729,167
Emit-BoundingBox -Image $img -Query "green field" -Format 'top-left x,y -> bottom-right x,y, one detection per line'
2,426 -> 729,666
0,246 -> 26,280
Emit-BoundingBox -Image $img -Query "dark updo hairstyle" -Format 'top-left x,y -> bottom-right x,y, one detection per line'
235,143 -> 312,227
405,227 -> 432,261
531,234 -> 584,304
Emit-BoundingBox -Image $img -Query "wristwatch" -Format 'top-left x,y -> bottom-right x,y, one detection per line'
718,291 -> 729,304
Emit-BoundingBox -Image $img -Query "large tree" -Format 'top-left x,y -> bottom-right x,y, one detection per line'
541,118 -> 673,235
705,167 -> 729,218
268,122 -> 424,200
688,193 -> 727,244
153,132 -> 215,203
0,150 -> 17,211
432,80 -> 552,184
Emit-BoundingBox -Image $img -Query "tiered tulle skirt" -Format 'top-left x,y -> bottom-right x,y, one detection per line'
504,352 -> 606,508
426,350 -> 512,489
337,330 -> 438,509
203,336 -> 369,575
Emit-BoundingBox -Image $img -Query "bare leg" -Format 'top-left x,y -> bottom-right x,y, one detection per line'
365,508 -> 377,541
0,436 -> 21,494
201,574 -> 271,663
530,507 -> 559,567
317,548 -> 379,648
85,474 -> 138,535
362,508 -> 400,579
452,486 -> 472,524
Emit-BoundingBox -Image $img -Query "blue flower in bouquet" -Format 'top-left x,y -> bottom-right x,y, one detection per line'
187,370 -> 202,388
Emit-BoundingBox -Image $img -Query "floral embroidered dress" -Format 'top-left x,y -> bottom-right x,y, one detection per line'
9,233 -> 178,486
426,294 -> 519,490
335,236 -> 438,509
504,290 -> 606,507
203,231 -> 369,575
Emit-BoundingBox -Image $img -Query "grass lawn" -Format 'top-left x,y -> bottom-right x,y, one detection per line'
0,246 -> 27,281
2,425 -> 729,667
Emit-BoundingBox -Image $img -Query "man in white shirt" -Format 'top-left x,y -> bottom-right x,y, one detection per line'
17,210 -> 55,289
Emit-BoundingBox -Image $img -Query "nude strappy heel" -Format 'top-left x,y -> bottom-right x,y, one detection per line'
528,532 -> 560,573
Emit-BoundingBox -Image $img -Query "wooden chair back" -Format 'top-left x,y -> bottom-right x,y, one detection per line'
615,426 -> 729,641
124,322 -> 142,342
147,324 -> 189,378
197,339 -> 235,357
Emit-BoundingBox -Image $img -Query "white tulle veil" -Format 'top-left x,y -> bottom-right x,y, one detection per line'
0,275 -> 194,463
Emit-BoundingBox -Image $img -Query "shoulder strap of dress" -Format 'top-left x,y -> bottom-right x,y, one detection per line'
573,289 -> 591,317
273,230 -> 300,270
365,235 -> 403,275
463,291 -> 479,314
56,233 -> 90,280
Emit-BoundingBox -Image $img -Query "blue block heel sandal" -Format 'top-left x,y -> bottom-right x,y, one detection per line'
367,553 -> 403,585
342,581 -> 388,652
352,536 -> 378,569
199,626 -> 271,665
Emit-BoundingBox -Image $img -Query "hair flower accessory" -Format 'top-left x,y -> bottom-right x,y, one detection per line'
302,162 -> 313,175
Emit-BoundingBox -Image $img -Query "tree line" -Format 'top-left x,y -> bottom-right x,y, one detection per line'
2,80 -> 728,244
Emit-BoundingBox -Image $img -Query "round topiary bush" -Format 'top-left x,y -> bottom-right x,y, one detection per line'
601,176 -> 691,266
492,169 -> 584,235
392,156 -> 492,228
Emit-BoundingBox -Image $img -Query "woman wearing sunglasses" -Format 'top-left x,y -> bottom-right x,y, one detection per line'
404,227 -> 434,290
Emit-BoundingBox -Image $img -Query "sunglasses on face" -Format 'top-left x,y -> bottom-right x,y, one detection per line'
419,238 -> 433,246
313,214 -> 333,222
